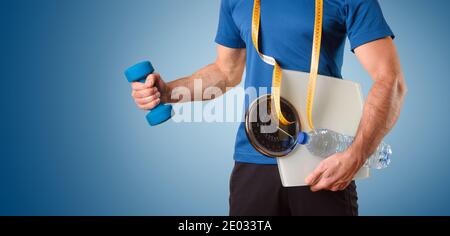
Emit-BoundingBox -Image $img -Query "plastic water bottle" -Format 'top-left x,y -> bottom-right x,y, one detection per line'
297,129 -> 392,169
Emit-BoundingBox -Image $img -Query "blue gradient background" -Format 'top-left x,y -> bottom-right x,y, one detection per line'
0,0 -> 449,216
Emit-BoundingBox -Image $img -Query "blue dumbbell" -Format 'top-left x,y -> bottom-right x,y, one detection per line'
125,61 -> 173,126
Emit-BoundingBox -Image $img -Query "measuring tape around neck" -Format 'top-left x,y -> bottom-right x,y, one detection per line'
252,0 -> 323,129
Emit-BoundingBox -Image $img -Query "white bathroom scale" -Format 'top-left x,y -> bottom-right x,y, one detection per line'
277,69 -> 370,187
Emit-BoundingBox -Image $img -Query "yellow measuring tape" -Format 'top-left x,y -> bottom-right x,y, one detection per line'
252,0 -> 323,129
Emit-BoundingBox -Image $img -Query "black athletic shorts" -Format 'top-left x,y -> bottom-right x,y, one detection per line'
229,162 -> 359,216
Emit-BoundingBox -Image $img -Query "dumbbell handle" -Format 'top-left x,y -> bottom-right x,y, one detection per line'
125,61 -> 173,126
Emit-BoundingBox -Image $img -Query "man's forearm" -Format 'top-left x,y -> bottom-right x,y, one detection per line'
161,46 -> 246,104
162,63 -> 228,103
349,72 -> 407,163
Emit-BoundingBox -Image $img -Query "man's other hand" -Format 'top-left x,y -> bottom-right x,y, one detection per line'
305,150 -> 366,192
131,73 -> 167,110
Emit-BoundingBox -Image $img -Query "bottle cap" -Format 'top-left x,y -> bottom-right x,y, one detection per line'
297,132 -> 309,145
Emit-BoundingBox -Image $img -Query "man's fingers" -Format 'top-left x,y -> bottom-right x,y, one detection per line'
135,92 -> 161,105
131,82 -> 148,91
145,73 -> 160,87
309,166 -> 339,192
130,73 -> 164,111
305,163 -> 326,186
330,184 -> 343,192
305,172 -> 321,186
138,98 -> 161,110
338,182 -> 350,191
132,87 -> 158,98
330,186 -> 339,192
310,178 -> 333,192
131,73 -> 160,91
329,182 -> 349,192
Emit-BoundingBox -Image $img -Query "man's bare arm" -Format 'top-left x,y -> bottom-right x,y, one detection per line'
164,45 -> 246,103
350,37 -> 408,164
131,45 -> 246,110
306,37 -> 407,192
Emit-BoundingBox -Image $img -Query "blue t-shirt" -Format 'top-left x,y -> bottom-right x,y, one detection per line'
215,0 -> 394,165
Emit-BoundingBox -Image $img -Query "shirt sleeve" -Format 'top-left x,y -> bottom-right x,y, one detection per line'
215,0 -> 246,48
345,0 -> 394,52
